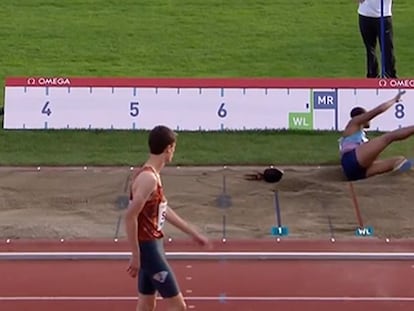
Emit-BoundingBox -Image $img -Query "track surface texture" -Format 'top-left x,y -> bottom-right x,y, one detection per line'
1,239 -> 413,311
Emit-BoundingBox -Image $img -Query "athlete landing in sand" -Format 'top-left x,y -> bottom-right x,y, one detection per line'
339,90 -> 412,181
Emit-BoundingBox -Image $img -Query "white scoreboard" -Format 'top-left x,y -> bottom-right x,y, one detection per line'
3,77 -> 414,131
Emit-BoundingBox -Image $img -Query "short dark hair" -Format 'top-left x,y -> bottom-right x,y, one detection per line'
350,107 -> 366,118
148,125 -> 177,155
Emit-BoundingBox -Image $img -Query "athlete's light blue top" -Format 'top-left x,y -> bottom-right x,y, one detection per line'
338,130 -> 369,155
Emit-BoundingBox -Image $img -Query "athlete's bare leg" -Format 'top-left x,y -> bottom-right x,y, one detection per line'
366,156 -> 407,177
164,293 -> 187,311
355,125 -> 414,171
136,293 -> 156,311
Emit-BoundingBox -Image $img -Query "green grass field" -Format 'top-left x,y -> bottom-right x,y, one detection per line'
1,129 -> 413,166
1,0 -> 413,165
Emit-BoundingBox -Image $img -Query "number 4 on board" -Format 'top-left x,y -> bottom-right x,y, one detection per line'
42,101 -> 52,116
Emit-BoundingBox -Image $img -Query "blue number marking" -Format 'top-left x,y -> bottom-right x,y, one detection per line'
395,103 -> 405,119
217,103 -> 227,118
130,102 -> 139,117
41,101 -> 51,116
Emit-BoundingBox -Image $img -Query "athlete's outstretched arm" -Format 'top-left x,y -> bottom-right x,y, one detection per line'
166,207 -> 208,245
351,91 -> 405,127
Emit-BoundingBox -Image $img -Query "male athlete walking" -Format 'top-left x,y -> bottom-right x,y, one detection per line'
125,125 -> 209,311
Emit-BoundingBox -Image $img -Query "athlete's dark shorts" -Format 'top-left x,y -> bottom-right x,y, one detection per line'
341,149 -> 367,181
138,239 -> 180,298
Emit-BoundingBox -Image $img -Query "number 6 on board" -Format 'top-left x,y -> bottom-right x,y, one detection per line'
217,102 -> 227,118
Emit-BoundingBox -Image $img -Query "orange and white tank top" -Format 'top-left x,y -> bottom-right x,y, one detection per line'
129,166 -> 168,241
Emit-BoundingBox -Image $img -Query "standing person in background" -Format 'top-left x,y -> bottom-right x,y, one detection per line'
357,0 -> 397,78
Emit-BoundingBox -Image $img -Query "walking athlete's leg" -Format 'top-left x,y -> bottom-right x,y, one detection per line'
137,269 -> 157,311
142,239 -> 186,310
136,293 -> 157,311
164,293 -> 187,311
153,263 -> 186,311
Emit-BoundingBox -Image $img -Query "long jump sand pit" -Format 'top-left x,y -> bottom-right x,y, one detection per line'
0,165 -> 413,240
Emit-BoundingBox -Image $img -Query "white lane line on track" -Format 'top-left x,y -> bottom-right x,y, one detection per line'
1,296 -> 414,302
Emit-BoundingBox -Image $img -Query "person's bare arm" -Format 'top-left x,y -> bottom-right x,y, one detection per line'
124,172 -> 157,276
346,92 -> 405,131
165,206 -> 208,245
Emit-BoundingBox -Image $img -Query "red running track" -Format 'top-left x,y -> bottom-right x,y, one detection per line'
1,239 -> 414,311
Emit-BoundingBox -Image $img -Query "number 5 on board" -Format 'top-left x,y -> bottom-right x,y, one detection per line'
130,102 -> 139,117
